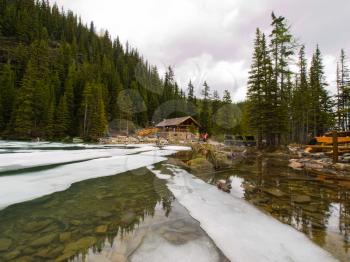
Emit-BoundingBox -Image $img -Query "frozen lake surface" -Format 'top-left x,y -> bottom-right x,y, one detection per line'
0,141 -> 338,261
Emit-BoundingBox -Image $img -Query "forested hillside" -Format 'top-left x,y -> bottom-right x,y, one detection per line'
0,0 -> 242,140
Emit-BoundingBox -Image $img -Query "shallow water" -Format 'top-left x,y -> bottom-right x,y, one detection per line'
190,157 -> 350,262
0,167 -> 227,261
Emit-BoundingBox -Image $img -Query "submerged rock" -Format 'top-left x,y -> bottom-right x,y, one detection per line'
0,238 -> 12,251
96,210 -> 113,218
292,195 -> 311,204
35,245 -> 64,258
30,233 -> 57,247
70,220 -> 81,226
263,188 -> 285,197
4,250 -> 21,260
14,256 -> 33,262
59,232 -> 72,243
63,236 -> 96,253
95,225 -> 108,234
23,220 -> 52,233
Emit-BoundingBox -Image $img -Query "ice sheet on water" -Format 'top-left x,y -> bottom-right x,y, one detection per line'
0,146 -> 159,172
148,165 -> 337,262
140,149 -> 177,157
130,232 -> 220,262
162,145 -> 191,151
0,153 -> 167,210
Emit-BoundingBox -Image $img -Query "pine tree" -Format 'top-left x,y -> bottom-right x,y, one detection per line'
199,81 -> 211,133
186,80 -> 197,116
336,50 -> 350,130
0,61 -> 15,130
291,45 -> 309,143
14,62 -> 35,138
81,82 -> 108,139
269,12 -> 295,144
309,46 -> 333,136
118,90 -> 134,135
246,29 -> 274,147
55,95 -> 70,137
223,90 -> 232,104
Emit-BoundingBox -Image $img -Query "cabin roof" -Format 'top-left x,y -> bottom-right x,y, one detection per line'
155,116 -> 201,128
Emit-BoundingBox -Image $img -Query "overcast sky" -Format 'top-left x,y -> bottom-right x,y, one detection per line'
49,0 -> 350,101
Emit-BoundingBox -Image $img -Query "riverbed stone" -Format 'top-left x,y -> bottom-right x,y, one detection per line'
292,195 -> 311,204
59,232 -> 72,243
263,188 -> 285,197
96,210 -> 112,218
0,238 -> 12,251
22,247 -> 36,255
63,236 -> 97,253
23,220 -> 51,233
30,233 -> 57,247
95,225 -> 108,234
55,252 -> 75,262
4,250 -> 21,260
35,245 -> 63,259
70,220 -> 81,226
15,256 -> 33,262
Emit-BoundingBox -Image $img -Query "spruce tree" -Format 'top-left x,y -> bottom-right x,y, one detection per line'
55,95 -> 70,137
0,61 -> 15,130
269,12 -> 295,144
199,81 -> 211,133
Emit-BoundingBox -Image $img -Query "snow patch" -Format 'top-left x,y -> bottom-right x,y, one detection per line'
148,166 -> 337,262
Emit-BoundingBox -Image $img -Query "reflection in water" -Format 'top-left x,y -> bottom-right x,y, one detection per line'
0,167 -> 226,262
192,157 -> 350,262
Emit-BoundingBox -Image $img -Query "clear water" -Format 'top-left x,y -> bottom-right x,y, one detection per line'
0,141 -> 348,261
0,167 -> 227,261
189,157 -> 350,262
